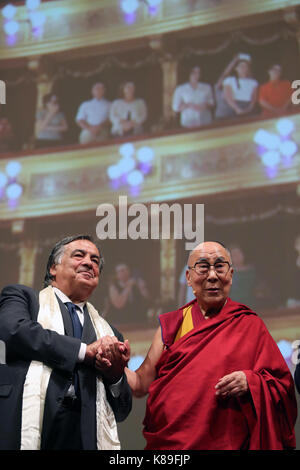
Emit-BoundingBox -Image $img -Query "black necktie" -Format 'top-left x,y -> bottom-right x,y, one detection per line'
65,302 -> 83,339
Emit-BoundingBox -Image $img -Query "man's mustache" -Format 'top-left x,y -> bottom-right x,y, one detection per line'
77,268 -> 95,278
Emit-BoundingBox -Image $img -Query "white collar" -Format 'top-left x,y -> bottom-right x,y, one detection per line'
52,286 -> 85,313
91,97 -> 106,103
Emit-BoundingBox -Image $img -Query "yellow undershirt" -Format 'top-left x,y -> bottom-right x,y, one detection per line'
174,304 -> 194,343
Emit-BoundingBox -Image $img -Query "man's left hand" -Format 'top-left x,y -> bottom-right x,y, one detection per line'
215,371 -> 249,398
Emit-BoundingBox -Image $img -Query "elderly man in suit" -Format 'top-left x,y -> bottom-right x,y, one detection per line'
0,234 -> 132,450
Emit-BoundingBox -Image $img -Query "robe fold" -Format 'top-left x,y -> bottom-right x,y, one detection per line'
143,298 -> 297,450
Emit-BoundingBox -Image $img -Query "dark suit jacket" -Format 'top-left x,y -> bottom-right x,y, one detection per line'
0,284 -> 132,450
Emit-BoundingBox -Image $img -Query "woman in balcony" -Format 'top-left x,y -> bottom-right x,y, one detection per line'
35,93 -> 68,149
222,55 -> 258,119
107,263 -> 150,325
110,81 -> 147,137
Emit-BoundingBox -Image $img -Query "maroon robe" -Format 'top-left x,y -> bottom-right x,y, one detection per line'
143,298 -> 297,450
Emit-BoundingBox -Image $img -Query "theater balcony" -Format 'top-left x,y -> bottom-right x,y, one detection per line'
0,111 -> 300,219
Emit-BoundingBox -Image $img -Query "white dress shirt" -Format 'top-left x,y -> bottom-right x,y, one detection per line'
52,287 -> 122,396
76,97 -> 111,126
172,82 -> 214,128
53,287 -> 86,361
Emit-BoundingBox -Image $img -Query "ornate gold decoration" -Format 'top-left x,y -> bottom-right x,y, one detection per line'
1,0 -> 300,60
160,237 -> 176,301
18,240 -> 40,286
0,113 -> 299,221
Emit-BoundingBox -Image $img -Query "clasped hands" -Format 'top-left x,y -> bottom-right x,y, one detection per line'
84,336 -> 130,384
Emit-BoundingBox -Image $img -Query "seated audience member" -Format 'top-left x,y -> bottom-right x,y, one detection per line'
259,64 -> 292,118
35,93 -> 68,149
108,263 -> 150,325
76,82 -> 111,144
223,56 -> 258,118
110,82 -> 147,137
172,66 -> 214,128
0,117 -> 14,152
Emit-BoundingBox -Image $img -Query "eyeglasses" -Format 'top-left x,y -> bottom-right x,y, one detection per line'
188,260 -> 232,276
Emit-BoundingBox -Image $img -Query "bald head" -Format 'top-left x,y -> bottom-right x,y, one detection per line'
188,241 -> 232,267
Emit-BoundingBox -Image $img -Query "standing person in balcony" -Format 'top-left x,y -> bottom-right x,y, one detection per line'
259,64 -> 293,119
172,66 -> 214,128
110,81 -> 147,137
35,93 -> 68,149
76,82 -> 111,144
214,54 -> 241,120
222,55 -> 258,118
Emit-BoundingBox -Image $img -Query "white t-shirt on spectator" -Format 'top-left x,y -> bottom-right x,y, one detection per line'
223,76 -> 258,102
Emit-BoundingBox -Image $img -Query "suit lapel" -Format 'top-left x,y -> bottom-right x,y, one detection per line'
55,294 -> 74,337
82,305 -> 97,344
53,293 -> 97,342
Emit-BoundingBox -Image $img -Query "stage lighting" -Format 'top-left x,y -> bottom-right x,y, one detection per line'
121,0 -> 139,15
26,0 -> 41,10
276,118 -> 295,137
4,20 -> 19,36
261,150 -> 281,168
0,172 -> 8,189
107,164 -> 122,180
5,161 -> 22,179
6,182 -> 23,200
127,169 -> 144,186
279,140 -> 297,159
119,142 -> 135,159
2,4 -> 17,20
136,146 -> 154,163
